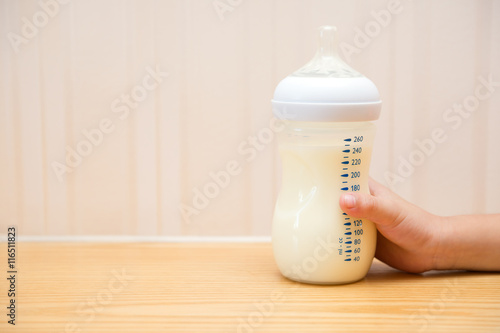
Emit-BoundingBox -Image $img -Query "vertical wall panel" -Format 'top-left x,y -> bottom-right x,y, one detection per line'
131,0 -> 159,235
14,1 -> 45,235
0,1 -> 18,232
153,0 -> 183,236
485,0 -> 500,214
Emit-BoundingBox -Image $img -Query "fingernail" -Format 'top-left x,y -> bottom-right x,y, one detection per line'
343,194 -> 356,209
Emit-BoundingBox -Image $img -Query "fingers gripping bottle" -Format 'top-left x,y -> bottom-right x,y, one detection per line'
271,26 -> 382,284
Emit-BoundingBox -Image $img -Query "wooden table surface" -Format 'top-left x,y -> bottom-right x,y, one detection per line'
1,242 -> 500,333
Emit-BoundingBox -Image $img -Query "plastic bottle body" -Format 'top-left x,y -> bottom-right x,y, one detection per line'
272,120 -> 377,284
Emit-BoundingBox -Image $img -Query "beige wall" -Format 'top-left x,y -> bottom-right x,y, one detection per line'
1,0 -> 499,237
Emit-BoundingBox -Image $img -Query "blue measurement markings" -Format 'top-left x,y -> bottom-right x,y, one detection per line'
341,143 -> 355,263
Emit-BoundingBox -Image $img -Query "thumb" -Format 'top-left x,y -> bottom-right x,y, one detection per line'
339,192 -> 403,228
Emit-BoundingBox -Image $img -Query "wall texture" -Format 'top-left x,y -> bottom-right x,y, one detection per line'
1,0 -> 499,236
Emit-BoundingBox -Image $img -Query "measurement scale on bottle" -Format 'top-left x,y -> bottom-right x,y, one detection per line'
339,136 -> 364,262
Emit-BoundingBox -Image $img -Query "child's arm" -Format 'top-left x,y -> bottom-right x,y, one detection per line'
438,214 -> 500,271
339,178 -> 500,273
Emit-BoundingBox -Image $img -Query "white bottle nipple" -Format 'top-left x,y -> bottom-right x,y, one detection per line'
293,25 -> 361,78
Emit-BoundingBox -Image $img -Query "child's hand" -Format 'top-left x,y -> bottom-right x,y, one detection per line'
339,178 -> 500,273
339,178 -> 442,273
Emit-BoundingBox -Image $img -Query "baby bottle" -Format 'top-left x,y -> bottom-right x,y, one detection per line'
271,26 -> 382,284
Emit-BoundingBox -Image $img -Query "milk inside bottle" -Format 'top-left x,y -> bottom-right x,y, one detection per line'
271,26 -> 382,284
